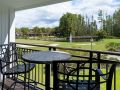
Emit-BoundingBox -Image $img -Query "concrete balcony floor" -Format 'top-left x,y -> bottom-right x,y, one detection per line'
0,78 -> 34,90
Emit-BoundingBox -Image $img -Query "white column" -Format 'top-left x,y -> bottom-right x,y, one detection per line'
0,6 -> 15,44
9,9 -> 15,43
0,6 -> 15,82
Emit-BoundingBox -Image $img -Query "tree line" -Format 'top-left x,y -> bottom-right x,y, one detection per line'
16,7 -> 120,39
16,27 -> 57,37
98,9 -> 120,37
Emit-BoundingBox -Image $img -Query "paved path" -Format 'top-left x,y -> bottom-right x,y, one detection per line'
48,44 -> 59,46
17,44 -> 35,48
77,43 -> 96,46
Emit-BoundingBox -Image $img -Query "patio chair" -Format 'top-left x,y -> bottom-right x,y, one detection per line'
95,64 -> 116,90
0,44 -> 35,90
53,61 -> 99,90
53,61 -> 116,90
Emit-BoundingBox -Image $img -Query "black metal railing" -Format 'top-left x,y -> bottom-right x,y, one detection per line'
1,42 -> 120,90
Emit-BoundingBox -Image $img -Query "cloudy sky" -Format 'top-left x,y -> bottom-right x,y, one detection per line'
15,0 -> 120,28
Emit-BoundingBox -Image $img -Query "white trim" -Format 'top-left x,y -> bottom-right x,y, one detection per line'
15,0 -> 70,11
0,0 -> 70,11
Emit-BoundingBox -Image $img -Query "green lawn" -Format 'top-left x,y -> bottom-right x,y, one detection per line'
16,38 -> 120,51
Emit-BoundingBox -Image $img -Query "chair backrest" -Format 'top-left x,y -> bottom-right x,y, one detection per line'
0,44 -> 9,73
107,64 -> 116,90
53,61 -> 99,90
95,64 -> 116,90
53,61 -> 117,90
0,44 -> 17,73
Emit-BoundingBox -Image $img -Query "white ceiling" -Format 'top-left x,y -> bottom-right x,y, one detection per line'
0,0 -> 70,11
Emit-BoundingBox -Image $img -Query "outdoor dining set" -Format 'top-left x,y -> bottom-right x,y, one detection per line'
0,43 -> 119,90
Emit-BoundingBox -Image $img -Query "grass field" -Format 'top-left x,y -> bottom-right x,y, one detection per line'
16,38 -> 120,51
16,38 -> 120,90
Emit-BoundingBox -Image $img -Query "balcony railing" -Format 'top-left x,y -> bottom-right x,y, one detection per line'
0,42 -> 120,90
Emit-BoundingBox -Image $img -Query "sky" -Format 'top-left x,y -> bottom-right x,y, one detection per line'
15,0 -> 120,28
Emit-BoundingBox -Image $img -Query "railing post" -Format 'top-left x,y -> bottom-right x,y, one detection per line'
53,62 -> 58,90
45,64 -> 50,90
76,62 -> 79,90
89,52 -> 93,80
106,63 -> 109,89
88,52 -> 93,90
83,67 -> 85,80
97,52 -> 100,69
97,52 -> 100,90
114,66 -> 116,90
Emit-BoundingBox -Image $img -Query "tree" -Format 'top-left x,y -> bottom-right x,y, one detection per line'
98,10 -> 104,30
59,13 -> 78,37
96,30 -> 107,40
112,9 -> 120,37
76,15 -> 86,36
32,27 -> 41,35
21,27 -> 29,37
45,27 -> 54,36
53,27 -> 61,37
92,20 -> 97,35
90,15 -> 97,36
15,28 -> 21,35
103,15 -> 113,36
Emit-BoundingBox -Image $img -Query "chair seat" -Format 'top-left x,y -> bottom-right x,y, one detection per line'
60,80 -> 99,90
3,63 -> 35,75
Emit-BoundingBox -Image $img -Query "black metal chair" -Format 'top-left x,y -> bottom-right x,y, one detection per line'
53,61 -> 99,90
53,61 -> 116,90
0,44 -> 35,90
95,64 -> 116,90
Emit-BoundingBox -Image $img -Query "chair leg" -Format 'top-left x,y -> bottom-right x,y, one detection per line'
13,75 -> 17,90
24,73 -> 26,90
2,75 -> 5,90
28,72 -> 30,90
13,82 -> 16,90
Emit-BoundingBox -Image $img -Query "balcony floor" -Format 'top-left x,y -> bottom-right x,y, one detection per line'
0,78 -> 41,90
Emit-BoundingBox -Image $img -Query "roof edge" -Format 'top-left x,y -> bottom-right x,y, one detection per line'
15,0 -> 70,11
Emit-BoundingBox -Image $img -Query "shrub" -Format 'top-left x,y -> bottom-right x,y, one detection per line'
96,30 -> 107,40
105,42 -> 120,51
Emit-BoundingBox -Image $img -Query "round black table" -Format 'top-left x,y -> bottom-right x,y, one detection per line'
22,51 -> 71,90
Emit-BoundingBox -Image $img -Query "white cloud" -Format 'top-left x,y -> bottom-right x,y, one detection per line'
15,0 -> 120,28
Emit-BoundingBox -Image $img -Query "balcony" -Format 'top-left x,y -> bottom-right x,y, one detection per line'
0,42 -> 120,90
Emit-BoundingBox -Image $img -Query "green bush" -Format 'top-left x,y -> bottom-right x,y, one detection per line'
105,42 -> 120,51
105,36 -> 120,39
96,30 -> 107,40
